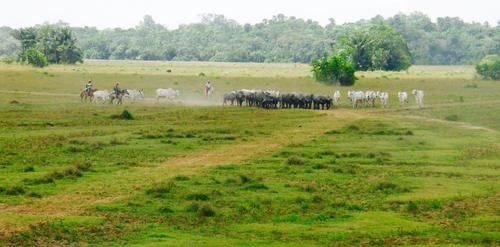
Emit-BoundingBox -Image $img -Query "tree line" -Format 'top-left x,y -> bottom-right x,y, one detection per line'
1,13 -> 499,65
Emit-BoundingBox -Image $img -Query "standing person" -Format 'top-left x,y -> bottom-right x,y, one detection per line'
204,80 -> 212,96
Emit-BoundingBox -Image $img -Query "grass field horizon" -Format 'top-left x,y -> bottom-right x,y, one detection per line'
0,60 -> 498,246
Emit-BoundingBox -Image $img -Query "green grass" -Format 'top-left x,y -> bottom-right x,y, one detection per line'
0,61 -> 498,246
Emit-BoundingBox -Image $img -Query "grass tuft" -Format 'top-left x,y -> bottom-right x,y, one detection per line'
286,156 -> 305,166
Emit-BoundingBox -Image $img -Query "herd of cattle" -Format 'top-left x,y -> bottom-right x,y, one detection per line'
223,89 -> 424,109
89,87 -> 425,109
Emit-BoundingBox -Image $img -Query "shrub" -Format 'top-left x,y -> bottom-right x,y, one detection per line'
198,72 -> 206,77
476,55 -> 500,80
311,54 -> 357,86
238,174 -> 252,184
20,48 -> 48,68
23,166 -> 35,172
445,114 -> 459,121
111,110 -> 134,120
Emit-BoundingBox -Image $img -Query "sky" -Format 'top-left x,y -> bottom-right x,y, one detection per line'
1,0 -> 499,29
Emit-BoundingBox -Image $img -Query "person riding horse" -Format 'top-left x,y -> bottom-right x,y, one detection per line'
80,80 -> 97,102
84,80 -> 93,94
110,82 -> 128,104
113,82 -> 121,96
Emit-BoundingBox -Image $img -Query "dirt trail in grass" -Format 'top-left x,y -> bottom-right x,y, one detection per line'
0,109 -> 365,233
396,115 -> 498,133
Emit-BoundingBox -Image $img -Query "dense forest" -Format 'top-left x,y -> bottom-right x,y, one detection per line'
1,13 -> 499,65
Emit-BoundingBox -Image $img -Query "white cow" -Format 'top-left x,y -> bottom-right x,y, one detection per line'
156,88 -> 179,102
412,89 -> 424,108
397,92 -> 409,106
333,90 -> 341,105
93,90 -> 110,103
125,89 -> 144,102
377,91 -> 389,108
347,90 -> 365,108
365,90 -> 377,107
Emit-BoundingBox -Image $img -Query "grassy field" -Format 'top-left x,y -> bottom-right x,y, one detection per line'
0,61 -> 498,246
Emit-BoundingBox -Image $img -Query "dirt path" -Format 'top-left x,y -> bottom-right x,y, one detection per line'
0,109 -> 366,235
394,115 -> 498,133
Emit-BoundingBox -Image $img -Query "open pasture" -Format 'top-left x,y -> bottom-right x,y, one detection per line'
0,61 -> 499,246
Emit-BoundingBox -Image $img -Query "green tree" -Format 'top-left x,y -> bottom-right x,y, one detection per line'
311,54 -> 357,86
339,25 -> 411,71
12,25 -> 82,65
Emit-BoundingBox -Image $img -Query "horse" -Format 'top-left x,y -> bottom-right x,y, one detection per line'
80,88 -> 98,102
109,89 -> 129,104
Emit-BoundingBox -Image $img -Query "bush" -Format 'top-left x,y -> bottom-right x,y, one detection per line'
311,54 -> 357,86
23,166 -> 35,172
112,110 -> 134,120
445,114 -> 459,121
20,48 -> 48,68
476,55 -> 500,80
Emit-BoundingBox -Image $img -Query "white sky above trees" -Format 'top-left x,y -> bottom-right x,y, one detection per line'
1,0 -> 499,29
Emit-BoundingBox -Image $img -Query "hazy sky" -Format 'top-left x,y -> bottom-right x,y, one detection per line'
1,0 -> 499,29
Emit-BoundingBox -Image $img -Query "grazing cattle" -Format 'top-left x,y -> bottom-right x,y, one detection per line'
333,90 -> 341,105
365,91 -> 377,107
313,95 -> 333,110
223,91 -> 237,106
412,89 -> 424,108
397,92 -> 409,106
125,89 -> 144,102
93,90 -> 110,103
347,91 -> 365,108
377,91 -> 389,108
156,88 -> 179,102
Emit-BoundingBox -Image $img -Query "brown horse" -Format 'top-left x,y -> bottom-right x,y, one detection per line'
80,88 -> 98,102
